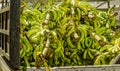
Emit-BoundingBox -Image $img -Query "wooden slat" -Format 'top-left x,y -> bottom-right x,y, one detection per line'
96,1 -> 107,8
0,29 -> 9,35
0,48 -> 9,60
0,6 -> 10,13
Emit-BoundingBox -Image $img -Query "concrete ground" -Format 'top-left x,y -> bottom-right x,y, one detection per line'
0,67 -> 3,71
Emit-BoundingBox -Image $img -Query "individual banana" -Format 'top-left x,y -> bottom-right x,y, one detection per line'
93,20 -> 101,30
107,5 -> 115,15
49,9 -> 58,21
95,27 -> 107,35
77,1 -> 90,14
33,45 -> 43,60
67,36 -> 75,48
66,26 -> 75,37
94,55 -> 103,65
21,36 -> 32,52
76,7 -> 82,20
27,28 -> 40,38
20,48 -> 26,58
24,56 -> 30,67
88,50 -> 94,59
83,50 -> 88,59
76,26 -> 85,41
77,40 -> 83,50
85,37 -> 92,47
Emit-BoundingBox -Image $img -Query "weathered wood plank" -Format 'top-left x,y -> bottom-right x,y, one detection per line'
9,0 -> 20,70
0,6 -> 10,13
0,29 -> 9,35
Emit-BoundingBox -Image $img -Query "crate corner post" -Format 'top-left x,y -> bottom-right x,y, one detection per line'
9,0 -> 20,70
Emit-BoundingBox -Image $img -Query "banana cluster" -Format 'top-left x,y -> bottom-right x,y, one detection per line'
20,0 -> 120,70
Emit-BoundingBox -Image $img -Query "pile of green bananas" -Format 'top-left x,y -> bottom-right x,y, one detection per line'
20,0 -> 120,70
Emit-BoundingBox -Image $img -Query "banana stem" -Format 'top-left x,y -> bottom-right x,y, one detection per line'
37,52 -> 51,71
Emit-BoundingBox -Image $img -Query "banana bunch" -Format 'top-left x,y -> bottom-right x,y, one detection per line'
20,0 -> 120,70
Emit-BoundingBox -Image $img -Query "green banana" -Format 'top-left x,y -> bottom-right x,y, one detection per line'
77,40 -> 83,50
94,55 -> 101,65
20,0 -> 120,69
55,27 -> 65,36
20,48 -> 26,58
22,1 -> 31,10
101,56 -> 106,64
107,5 -> 115,15
76,26 -> 85,41
21,36 -> 32,52
88,50 -> 94,59
24,56 -> 30,67
77,1 -> 91,14
66,26 -> 75,37
95,27 -> 107,35
30,32 -> 41,43
54,52 -> 59,65
33,2 -> 41,10
54,9 -> 61,22
70,51 -> 77,58
33,45 -> 42,60
67,36 -> 75,48
27,28 -> 40,38
83,50 -> 88,59
76,7 -> 82,20
85,37 -> 92,47
49,9 -> 58,21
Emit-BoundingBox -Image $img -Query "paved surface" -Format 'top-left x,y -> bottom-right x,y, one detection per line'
0,67 -> 3,71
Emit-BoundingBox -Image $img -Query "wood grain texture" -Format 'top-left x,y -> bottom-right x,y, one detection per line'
10,0 -> 20,70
